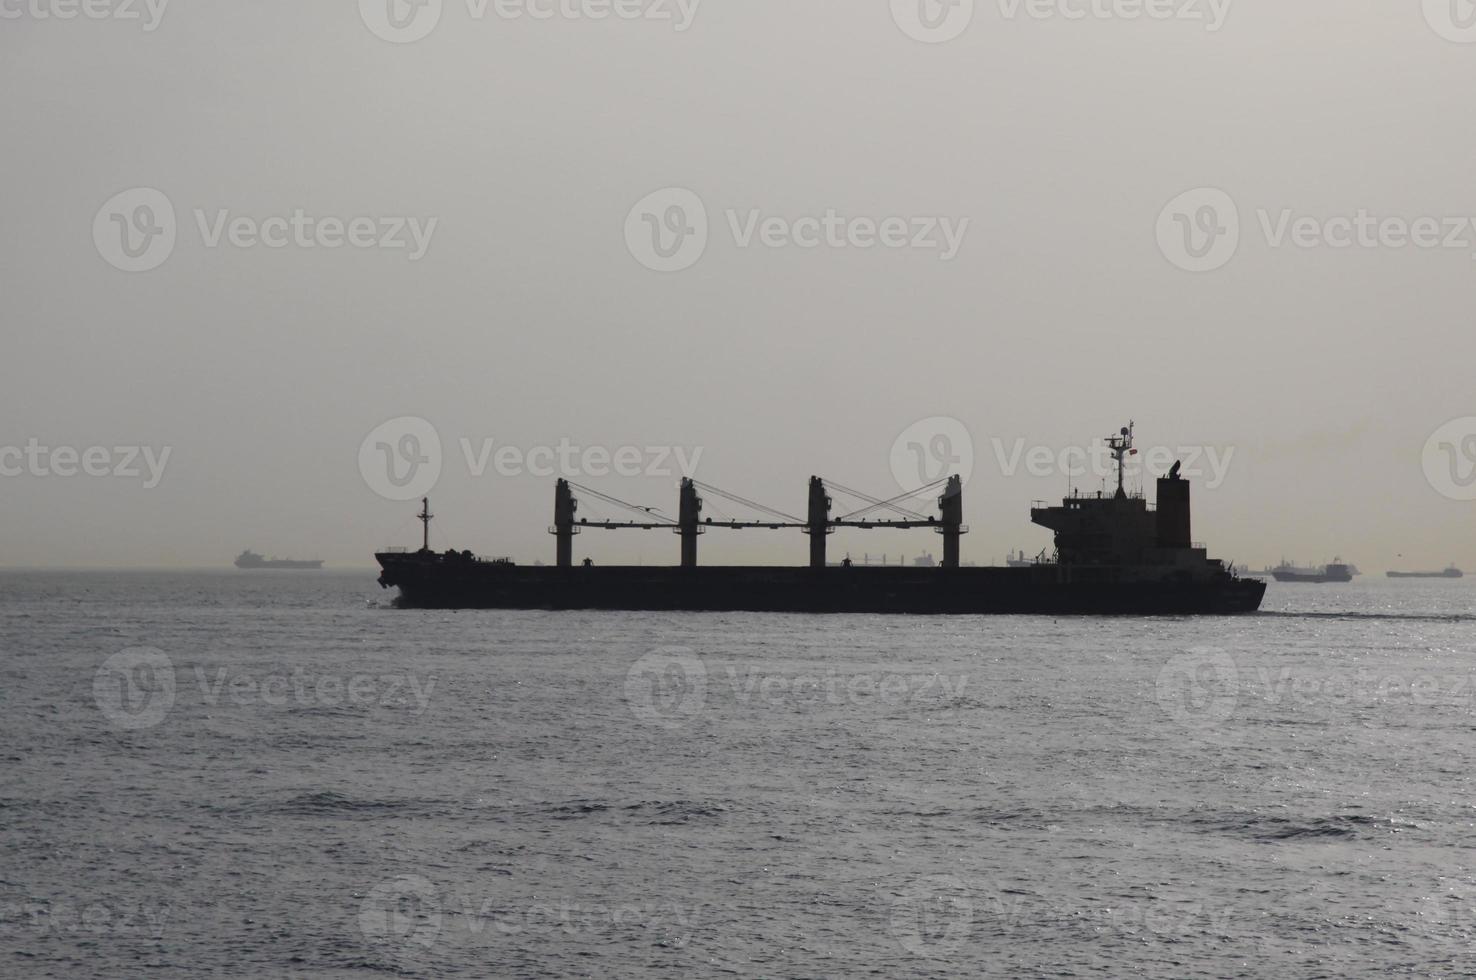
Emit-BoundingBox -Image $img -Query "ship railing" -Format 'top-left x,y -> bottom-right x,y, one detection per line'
382,547 -> 409,554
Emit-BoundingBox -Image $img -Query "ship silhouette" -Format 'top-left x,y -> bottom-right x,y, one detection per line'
234,550 -> 324,570
1386,565 -> 1464,579
1270,559 -> 1352,583
374,423 -> 1264,615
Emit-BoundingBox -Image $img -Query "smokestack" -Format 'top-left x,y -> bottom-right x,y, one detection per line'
1156,465 -> 1191,549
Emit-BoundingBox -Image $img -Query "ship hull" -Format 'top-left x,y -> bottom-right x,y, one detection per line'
1386,570 -> 1463,579
376,556 -> 1266,615
1271,571 -> 1352,583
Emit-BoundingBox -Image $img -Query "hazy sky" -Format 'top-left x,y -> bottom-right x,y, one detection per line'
3,1 -> 1475,570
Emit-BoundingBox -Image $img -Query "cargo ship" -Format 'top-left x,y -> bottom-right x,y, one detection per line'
1005,549 -> 1040,568
234,550 -> 324,570
1270,559 -> 1353,583
1387,566 -> 1464,579
375,423 -> 1265,615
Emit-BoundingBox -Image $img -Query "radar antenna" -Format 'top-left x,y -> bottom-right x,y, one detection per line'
1105,421 -> 1136,499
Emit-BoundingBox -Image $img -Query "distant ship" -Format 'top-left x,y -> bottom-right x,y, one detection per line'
1387,566 -> 1464,579
234,550 -> 323,570
1005,548 -> 1040,568
1271,559 -> 1353,584
826,553 -> 934,567
375,422 -> 1266,615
